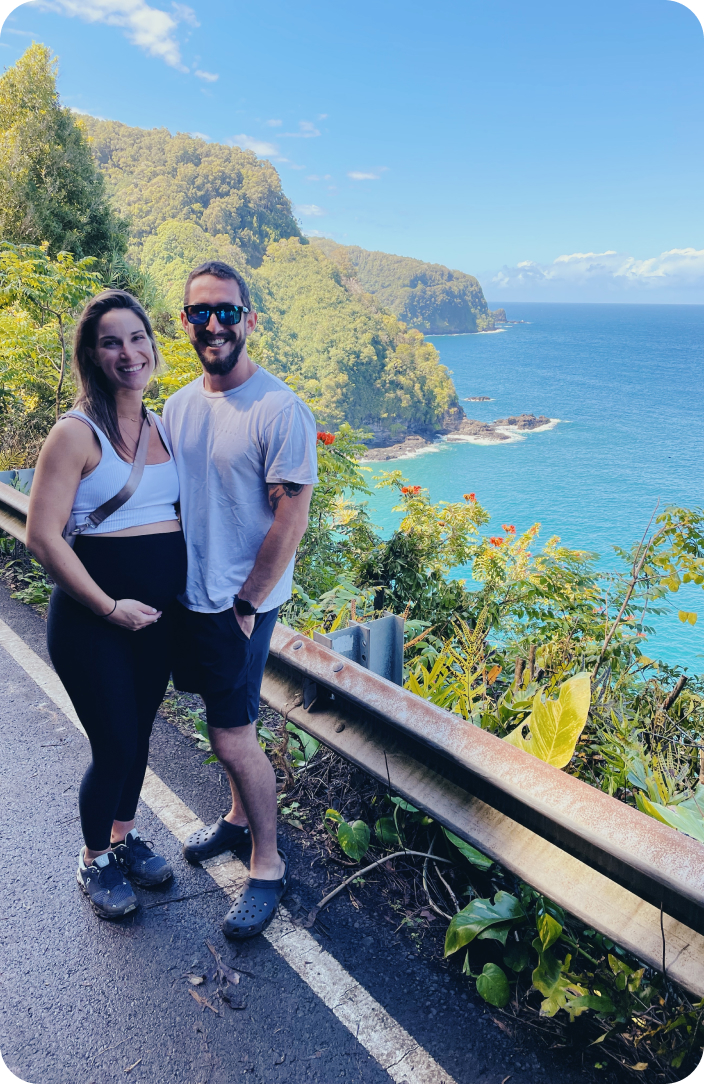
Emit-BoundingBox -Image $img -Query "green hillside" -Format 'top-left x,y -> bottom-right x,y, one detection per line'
311,239 -> 501,334
77,116 -> 461,439
250,239 -> 459,433
0,47 -> 467,446
79,117 -> 301,267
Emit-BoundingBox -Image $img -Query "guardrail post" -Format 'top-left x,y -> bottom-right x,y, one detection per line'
313,611 -> 404,685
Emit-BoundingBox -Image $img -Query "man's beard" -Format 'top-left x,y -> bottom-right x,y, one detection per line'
193,330 -> 246,375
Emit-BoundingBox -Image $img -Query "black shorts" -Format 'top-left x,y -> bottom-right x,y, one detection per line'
172,603 -> 279,729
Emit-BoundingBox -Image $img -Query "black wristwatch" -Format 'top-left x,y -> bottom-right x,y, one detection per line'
234,595 -> 257,617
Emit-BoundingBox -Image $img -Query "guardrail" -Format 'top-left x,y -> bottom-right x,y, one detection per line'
0,477 -> 29,544
2,477 -> 704,996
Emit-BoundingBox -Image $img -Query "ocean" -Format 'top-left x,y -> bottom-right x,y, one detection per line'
365,303 -> 704,672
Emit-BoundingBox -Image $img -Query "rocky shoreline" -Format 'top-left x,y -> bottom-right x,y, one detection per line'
360,412 -> 555,460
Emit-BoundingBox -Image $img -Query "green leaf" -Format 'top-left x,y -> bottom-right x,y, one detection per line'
337,819 -> 370,862
286,721 -> 321,764
536,897 -> 564,950
389,796 -> 419,812
503,672 -> 591,768
477,919 -> 515,946
564,993 -> 615,1019
503,942 -> 532,973
635,792 -> 704,843
374,817 -> 401,847
442,828 -> 493,870
531,937 -> 562,997
444,892 -> 525,957
476,963 -> 510,1008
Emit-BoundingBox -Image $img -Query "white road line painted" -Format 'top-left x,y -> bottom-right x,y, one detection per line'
0,618 -> 457,1084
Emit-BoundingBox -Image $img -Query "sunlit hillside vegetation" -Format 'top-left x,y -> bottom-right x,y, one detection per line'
311,238 -> 501,334
79,116 -> 302,267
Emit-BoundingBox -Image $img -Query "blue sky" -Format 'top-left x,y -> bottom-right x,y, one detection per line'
1,0 -> 703,301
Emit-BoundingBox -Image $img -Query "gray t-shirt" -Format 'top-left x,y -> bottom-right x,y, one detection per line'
163,367 -> 318,613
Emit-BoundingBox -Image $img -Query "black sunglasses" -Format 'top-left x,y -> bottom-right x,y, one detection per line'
184,303 -> 250,326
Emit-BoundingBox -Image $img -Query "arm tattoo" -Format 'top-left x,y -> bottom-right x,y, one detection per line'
268,481 -> 304,514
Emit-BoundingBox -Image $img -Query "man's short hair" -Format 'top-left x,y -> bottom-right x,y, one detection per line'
183,260 -> 252,310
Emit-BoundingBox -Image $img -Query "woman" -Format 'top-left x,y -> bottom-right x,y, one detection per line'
27,290 -> 187,920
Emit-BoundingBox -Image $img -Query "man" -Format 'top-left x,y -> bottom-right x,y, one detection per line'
163,260 -> 317,938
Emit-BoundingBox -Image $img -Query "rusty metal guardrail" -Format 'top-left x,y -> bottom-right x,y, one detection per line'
0,478 -> 29,544
2,477 -> 704,996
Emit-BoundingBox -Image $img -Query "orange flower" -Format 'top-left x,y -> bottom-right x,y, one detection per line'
401,486 -> 410,494
464,493 -> 476,502
412,485 -> 421,494
502,524 -> 516,534
317,431 -> 335,445
489,536 -> 504,547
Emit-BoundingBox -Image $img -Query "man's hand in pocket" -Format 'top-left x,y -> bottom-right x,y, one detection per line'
233,607 -> 255,639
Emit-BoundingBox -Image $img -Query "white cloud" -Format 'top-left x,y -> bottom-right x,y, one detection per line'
348,171 -> 379,181
491,247 -> 704,301
284,120 -> 321,138
43,0 -> 196,72
228,134 -> 278,156
305,230 -> 334,238
194,69 -> 218,82
265,119 -> 283,127
190,131 -> 210,141
171,2 -> 198,25
295,204 -> 327,217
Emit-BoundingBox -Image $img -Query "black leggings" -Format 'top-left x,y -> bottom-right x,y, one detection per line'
47,532 -> 187,851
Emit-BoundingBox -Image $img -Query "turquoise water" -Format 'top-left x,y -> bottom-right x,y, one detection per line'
365,303 -> 704,672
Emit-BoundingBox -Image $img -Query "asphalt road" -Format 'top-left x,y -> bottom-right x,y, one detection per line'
0,584 -> 608,1084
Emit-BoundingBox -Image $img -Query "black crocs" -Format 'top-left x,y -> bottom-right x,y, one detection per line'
183,816 -> 252,865
222,851 -> 289,939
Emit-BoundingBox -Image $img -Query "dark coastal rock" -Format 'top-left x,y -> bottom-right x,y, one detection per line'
451,417 -> 510,442
494,413 -> 551,430
361,434 -> 433,461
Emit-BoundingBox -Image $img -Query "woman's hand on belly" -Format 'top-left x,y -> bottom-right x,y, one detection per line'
106,599 -> 163,630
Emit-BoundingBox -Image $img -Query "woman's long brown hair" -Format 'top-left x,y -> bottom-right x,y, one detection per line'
71,290 -> 163,458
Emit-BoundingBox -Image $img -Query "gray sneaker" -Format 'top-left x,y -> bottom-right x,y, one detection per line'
112,829 -> 173,887
77,849 -> 138,919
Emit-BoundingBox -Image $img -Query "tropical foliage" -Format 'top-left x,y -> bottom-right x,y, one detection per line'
79,115 -> 302,265
311,238 -> 502,334
0,45 -> 127,263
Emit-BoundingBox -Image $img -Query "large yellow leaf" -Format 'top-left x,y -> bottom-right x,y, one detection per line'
504,673 -> 591,769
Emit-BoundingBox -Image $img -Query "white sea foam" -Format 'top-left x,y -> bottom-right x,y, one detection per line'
442,418 -> 562,447
364,420 -> 562,461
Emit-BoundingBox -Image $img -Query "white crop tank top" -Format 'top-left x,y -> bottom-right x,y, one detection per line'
70,411 -> 180,534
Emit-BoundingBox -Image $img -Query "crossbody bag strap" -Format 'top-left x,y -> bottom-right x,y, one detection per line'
68,412 -> 153,535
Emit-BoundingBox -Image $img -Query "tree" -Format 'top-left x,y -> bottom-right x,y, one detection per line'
0,242 -> 102,420
0,44 -> 127,261
80,116 -> 301,266
141,219 -> 246,313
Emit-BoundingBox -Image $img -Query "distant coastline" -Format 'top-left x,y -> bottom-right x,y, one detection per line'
361,413 -> 561,461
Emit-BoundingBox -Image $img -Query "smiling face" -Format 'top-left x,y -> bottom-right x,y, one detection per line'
180,274 -> 257,376
91,308 -> 156,392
